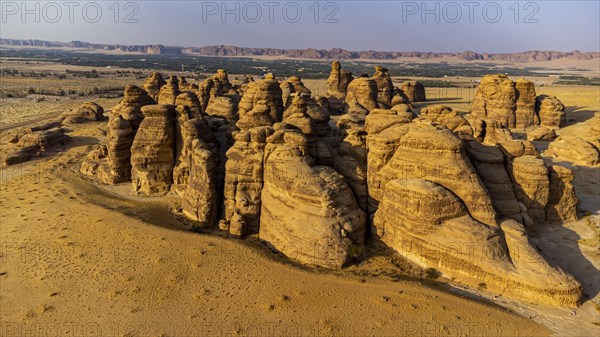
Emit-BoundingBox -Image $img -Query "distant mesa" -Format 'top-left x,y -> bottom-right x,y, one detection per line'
1,38 -> 598,62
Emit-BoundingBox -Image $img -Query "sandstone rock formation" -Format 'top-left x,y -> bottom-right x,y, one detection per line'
373,178 -> 582,306
471,75 -> 517,128
544,136 -> 600,166
223,127 -> 273,234
80,145 -> 108,176
511,155 -> 550,223
419,105 -> 473,139
175,92 -> 203,117
527,127 -> 556,141
470,75 -> 566,130
182,139 -> 218,228
97,115 -> 135,184
236,74 -> 283,130
111,85 -> 156,131
326,60 -> 354,113
61,102 -> 105,124
158,76 -> 181,105
259,129 -> 366,268
130,105 -> 176,195
546,165 -> 579,221
369,122 -> 497,224
143,72 -> 166,101
514,78 -> 538,128
344,77 -> 379,114
401,81 -> 426,102
281,76 -> 311,107
371,66 -> 393,108
536,95 -> 566,129
5,128 -> 71,165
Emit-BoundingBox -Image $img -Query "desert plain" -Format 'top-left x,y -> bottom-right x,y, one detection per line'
0,54 -> 599,337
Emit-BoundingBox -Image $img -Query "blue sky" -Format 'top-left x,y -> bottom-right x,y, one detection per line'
1,1 -> 599,52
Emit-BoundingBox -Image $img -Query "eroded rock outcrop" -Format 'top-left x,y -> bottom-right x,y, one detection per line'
401,81 -> 426,102
111,84 -> 156,131
130,105 -> 176,195
536,95 -> 566,129
260,129 -> 366,268
143,72 -> 166,101
61,102 -> 105,124
544,136 -> 600,166
373,178 -> 582,306
223,127 -> 273,234
157,76 -> 181,105
236,74 -> 283,130
326,60 -> 354,113
182,139 -> 218,228
371,66 -> 393,108
97,115 -> 135,184
344,77 -> 379,114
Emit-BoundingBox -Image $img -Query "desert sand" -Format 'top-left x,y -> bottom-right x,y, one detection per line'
1,60 -> 599,336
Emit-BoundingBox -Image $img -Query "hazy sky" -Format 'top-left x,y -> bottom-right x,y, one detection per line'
1,1 -> 599,52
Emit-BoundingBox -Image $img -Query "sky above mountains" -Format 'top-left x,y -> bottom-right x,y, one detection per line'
1,1 -> 599,53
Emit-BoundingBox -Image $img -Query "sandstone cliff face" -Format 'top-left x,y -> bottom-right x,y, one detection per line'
511,155 -> 550,223
373,178 -> 582,306
401,81 -> 426,102
130,105 -> 176,195
259,130 -> 366,268
111,84 -> 156,131
514,78 -> 538,128
546,165 -> 578,221
175,92 -> 203,117
97,115 -> 134,184
223,127 -> 273,234
143,72 -> 166,101
465,141 -> 524,223
182,139 -> 218,228
236,74 -> 283,130
369,122 -> 497,225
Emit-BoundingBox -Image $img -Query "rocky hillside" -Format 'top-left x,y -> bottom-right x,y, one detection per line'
2,38 -> 598,62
